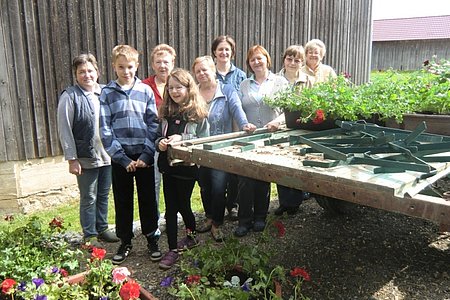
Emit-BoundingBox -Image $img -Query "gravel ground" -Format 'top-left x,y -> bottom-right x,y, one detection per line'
99,178 -> 450,300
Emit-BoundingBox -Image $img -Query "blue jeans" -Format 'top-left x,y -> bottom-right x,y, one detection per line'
77,165 -> 112,239
236,176 -> 270,227
198,167 -> 229,225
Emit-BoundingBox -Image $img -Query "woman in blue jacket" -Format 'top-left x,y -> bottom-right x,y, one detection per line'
192,56 -> 256,242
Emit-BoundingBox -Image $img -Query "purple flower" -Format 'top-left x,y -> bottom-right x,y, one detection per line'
100,297 -> 109,300
51,267 -> 59,274
241,282 -> 251,292
160,276 -> 174,287
18,281 -> 27,291
32,278 -> 44,288
34,295 -> 47,300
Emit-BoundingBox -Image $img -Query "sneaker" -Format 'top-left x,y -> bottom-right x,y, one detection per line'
159,251 -> 179,270
147,231 -> 163,262
112,243 -> 132,265
98,229 -> 120,243
253,221 -> 266,232
177,236 -> 199,252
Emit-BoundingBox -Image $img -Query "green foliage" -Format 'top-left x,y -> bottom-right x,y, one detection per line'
265,58 -> 450,123
0,216 -> 83,282
166,219 -> 307,300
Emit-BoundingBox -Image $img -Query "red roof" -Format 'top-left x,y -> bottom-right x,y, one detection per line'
373,15 -> 450,41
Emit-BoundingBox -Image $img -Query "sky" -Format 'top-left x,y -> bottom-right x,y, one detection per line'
372,0 -> 450,20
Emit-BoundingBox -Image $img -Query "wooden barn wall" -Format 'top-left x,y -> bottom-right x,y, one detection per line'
371,39 -> 450,71
0,0 -> 372,162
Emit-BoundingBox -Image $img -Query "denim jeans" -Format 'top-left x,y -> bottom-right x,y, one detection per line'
198,167 -> 229,225
277,185 -> 304,208
236,176 -> 270,227
76,165 -> 112,239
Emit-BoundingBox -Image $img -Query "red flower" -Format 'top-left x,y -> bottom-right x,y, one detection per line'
91,247 -> 106,261
312,109 -> 325,124
59,268 -> 69,277
273,220 -> 286,237
185,274 -> 202,285
290,267 -> 311,281
119,280 -> 140,300
1,278 -> 16,294
49,217 -> 64,229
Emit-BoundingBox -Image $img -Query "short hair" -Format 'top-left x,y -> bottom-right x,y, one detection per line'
211,35 -> 236,59
72,53 -> 99,76
283,45 -> 305,61
191,55 -> 216,74
305,39 -> 326,57
246,45 -> 272,72
150,44 -> 176,63
112,45 -> 139,63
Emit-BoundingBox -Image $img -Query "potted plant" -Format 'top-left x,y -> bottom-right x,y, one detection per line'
265,58 -> 449,134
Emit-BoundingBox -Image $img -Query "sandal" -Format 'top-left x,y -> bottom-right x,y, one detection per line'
211,225 -> 224,242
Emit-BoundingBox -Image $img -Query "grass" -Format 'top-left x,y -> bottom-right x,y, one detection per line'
0,181 -> 279,233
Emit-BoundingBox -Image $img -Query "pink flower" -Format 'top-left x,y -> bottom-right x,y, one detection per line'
112,267 -> 131,284
119,280 -> 140,300
91,247 -> 106,261
1,278 -> 16,294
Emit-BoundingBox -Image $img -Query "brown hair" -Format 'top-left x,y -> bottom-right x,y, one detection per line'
211,35 -> 236,59
72,53 -> 99,77
150,44 -> 176,63
246,45 -> 272,73
282,45 -> 305,61
159,68 -> 208,122
111,44 -> 139,63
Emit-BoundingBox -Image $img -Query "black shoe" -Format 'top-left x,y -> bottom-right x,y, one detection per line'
303,192 -> 311,200
112,243 -> 132,265
147,231 -> 162,262
98,229 -> 120,243
253,221 -> 266,232
234,225 -> 251,237
274,206 -> 298,216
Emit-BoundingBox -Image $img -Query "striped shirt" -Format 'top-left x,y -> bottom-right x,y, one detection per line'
99,77 -> 158,168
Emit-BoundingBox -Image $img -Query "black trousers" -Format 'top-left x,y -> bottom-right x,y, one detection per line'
162,174 -> 196,250
236,176 -> 270,227
111,161 -> 158,244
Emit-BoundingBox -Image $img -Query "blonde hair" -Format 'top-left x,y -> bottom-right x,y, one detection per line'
159,68 -> 208,122
191,56 -> 216,74
305,39 -> 326,57
150,44 -> 176,63
246,45 -> 272,72
112,45 -> 139,63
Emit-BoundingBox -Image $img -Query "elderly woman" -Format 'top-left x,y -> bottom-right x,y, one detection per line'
57,54 -> 118,246
234,45 -> 289,237
192,56 -> 255,242
302,39 -> 337,85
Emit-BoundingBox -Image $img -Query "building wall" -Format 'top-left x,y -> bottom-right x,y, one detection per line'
371,39 -> 450,71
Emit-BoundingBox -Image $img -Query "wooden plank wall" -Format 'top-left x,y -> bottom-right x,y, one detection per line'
0,0 -> 373,162
371,40 -> 450,71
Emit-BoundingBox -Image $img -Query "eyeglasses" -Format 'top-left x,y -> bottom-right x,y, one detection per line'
285,57 -> 303,64
168,86 -> 186,92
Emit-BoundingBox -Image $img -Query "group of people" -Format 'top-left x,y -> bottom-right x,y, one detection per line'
57,36 -> 336,270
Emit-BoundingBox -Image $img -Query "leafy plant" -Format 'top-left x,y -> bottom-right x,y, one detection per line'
265,58 -> 450,124
161,219 -> 310,299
